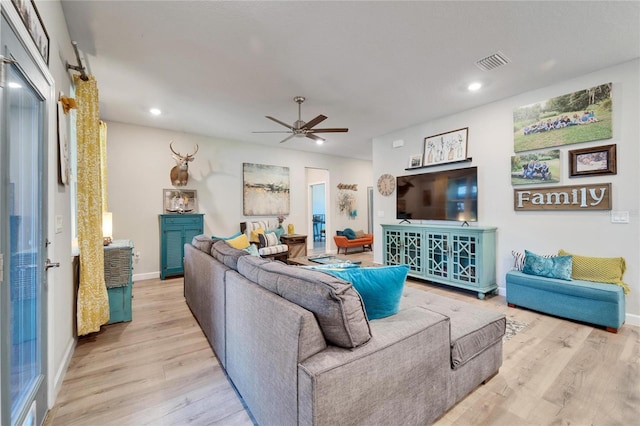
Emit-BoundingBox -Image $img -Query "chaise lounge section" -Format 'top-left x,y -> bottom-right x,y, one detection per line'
184,235 -> 505,425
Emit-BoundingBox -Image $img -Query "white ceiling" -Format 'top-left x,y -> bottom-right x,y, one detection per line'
61,1 -> 640,161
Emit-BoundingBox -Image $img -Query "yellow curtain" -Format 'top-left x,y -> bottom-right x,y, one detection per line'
75,75 -> 110,335
100,121 -> 108,211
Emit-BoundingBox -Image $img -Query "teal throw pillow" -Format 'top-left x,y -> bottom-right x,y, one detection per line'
322,265 -> 409,320
243,244 -> 260,256
522,250 -> 572,281
212,231 -> 242,240
342,228 -> 357,240
267,227 -> 284,243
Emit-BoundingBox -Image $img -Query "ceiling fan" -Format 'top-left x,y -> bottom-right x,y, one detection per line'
253,96 -> 348,144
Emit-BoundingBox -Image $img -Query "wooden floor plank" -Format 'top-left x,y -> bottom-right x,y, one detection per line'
45,253 -> 640,425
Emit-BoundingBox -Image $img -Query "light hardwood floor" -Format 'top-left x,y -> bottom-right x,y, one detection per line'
46,252 -> 640,425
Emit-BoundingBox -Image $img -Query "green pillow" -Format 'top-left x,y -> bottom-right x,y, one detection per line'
558,249 -> 629,294
523,250 -> 572,281
322,265 -> 409,320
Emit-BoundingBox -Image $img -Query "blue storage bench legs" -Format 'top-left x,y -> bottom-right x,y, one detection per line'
505,271 -> 625,333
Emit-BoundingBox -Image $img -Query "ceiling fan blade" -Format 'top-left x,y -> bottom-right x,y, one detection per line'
279,134 -> 296,144
252,131 -> 293,134
308,128 -> 349,133
306,133 -> 325,142
302,115 -> 327,130
266,116 -> 294,130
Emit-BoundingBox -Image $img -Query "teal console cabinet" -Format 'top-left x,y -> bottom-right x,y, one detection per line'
382,224 -> 497,299
104,239 -> 134,323
159,214 -> 204,280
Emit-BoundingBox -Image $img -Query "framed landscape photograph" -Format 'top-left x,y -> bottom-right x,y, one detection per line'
510,150 -> 561,185
569,144 -> 617,177
423,127 -> 468,167
513,83 -> 613,153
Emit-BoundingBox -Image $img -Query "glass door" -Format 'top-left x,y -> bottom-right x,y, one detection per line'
1,13 -> 49,426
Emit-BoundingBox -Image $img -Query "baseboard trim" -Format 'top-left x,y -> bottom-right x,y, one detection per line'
49,336 -> 76,408
133,271 -> 160,281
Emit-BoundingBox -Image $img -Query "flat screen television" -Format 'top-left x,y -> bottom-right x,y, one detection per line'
396,166 -> 478,222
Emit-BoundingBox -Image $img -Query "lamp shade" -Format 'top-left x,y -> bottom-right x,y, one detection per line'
102,212 -> 113,239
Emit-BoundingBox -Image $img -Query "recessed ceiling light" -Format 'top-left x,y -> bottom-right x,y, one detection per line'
150,108 -> 162,116
468,82 -> 482,91
315,139 -> 324,145
8,82 -> 22,89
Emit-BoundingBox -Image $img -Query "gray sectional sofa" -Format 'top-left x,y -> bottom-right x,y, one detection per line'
184,236 -> 506,426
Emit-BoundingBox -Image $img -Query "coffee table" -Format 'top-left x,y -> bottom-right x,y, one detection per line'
287,255 -> 379,268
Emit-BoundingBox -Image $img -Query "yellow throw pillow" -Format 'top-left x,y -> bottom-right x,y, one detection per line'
558,249 -> 629,294
249,227 -> 265,243
227,234 -> 250,250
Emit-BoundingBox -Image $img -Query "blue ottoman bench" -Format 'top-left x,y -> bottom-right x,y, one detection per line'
506,270 -> 625,333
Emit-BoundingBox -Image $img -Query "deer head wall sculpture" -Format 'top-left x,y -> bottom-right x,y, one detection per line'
169,141 -> 198,186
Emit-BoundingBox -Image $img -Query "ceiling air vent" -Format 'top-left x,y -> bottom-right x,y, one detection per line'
475,52 -> 510,71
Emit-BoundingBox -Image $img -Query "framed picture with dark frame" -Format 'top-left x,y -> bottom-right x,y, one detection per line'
11,0 -> 49,64
569,144 -> 617,177
423,127 -> 468,167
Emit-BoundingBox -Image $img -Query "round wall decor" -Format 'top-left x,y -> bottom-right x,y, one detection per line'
377,173 -> 395,196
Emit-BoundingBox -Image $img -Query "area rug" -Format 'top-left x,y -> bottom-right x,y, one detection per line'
504,319 -> 528,342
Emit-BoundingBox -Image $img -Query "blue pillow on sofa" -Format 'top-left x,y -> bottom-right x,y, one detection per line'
522,249 -> 572,281
322,265 -> 409,320
342,228 -> 357,240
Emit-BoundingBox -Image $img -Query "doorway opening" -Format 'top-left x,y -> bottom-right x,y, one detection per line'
306,168 -> 329,255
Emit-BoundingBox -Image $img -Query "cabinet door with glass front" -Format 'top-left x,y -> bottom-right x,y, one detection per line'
383,226 -> 424,275
425,231 -> 481,284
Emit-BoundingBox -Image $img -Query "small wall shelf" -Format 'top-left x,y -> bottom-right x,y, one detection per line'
405,157 -> 473,171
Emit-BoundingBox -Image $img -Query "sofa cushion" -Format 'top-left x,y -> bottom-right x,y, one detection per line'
258,244 -> 288,256
400,287 -> 505,369
511,250 -> 556,271
249,227 -> 265,243
523,249 -> 572,281
192,234 -> 214,254
211,240 -> 249,270
237,256 -> 371,348
342,228 -> 356,240
227,233 -> 251,250
212,231 -> 242,240
258,232 -> 279,247
558,249 -> 629,294
321,265 -> 409,320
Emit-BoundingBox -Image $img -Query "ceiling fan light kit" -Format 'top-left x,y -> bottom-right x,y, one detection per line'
254,96 -> 348,144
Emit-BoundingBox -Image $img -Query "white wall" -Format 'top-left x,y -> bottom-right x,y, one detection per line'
105,121 -> 372,279
373,59 -> 640,325
28,0 -> 77,409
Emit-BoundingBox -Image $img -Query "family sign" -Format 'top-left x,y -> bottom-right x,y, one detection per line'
514,183 -> 611,211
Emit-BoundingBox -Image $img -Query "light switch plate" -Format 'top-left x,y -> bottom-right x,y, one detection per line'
55,215 -> 63,233
610,211 -> 629,224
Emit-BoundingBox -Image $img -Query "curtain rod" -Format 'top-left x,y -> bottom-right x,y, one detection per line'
66,41 -> 89,81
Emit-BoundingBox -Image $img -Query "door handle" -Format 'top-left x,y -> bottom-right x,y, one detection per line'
46,259 -> 60,270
